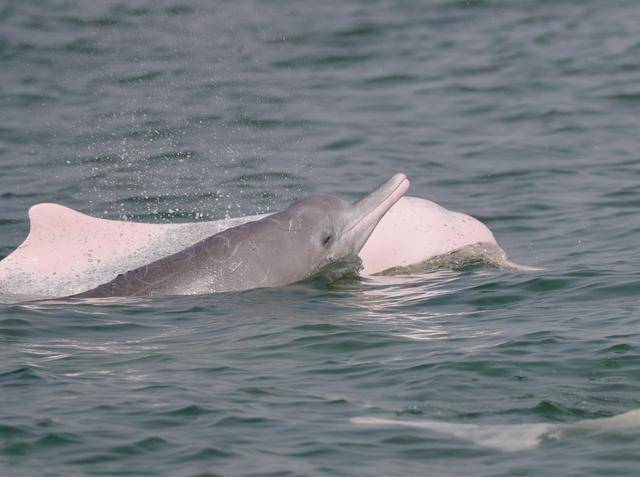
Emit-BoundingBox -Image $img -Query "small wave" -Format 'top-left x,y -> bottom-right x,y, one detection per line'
377,242 -> 537,275
306,256 -> 363,288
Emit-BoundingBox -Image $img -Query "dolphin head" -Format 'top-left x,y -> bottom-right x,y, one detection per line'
267,173 -> 410,277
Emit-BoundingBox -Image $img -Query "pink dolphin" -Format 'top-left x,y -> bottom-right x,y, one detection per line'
0,196 -> 530,299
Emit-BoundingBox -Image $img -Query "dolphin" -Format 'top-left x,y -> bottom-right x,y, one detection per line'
71,173 -> 409,297
0,185 -> 534,300
358,196 -> 534,275
351,408 -> 640,452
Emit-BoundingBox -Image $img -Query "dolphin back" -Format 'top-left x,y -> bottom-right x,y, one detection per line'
73,220 -> 271,298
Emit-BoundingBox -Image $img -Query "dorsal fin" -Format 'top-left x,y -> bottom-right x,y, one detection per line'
0,203 -> 261,298
0,203 -> 175,297
16,203 -> 163,272
28,203 -> 92,233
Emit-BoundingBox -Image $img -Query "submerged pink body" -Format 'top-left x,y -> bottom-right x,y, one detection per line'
0,196 -> 507,298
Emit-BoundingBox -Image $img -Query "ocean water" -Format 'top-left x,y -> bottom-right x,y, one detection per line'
2,0 -> 640,475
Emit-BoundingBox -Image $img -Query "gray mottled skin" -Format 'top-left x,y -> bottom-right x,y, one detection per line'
74,174 -> 408,297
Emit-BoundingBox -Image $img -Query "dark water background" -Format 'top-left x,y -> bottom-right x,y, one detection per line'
2,0 -> 640,475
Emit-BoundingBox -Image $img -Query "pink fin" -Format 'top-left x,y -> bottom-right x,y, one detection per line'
0,203 -> 259,298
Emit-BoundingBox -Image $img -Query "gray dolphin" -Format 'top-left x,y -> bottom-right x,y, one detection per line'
73,173 -> 409,298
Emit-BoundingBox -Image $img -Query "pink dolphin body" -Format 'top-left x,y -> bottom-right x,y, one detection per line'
358,196 -> 508,275
0,196 -> 528,299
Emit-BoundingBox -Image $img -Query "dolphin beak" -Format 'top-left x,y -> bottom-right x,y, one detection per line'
344,173 -> 410,253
